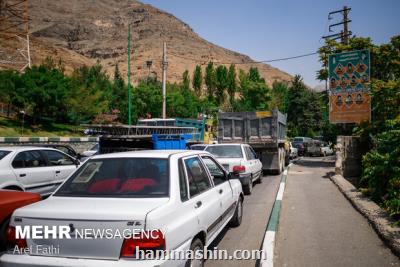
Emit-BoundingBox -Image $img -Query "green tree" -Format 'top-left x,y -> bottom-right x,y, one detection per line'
0,70 -> 25,116
192,65 -> 203,98
286,75 -> 314,136
237,68 -> 271,111
132,80 -> 163,121
182,70 -> 190,91
205,62 -> 216,101
112,64 -> 127,122
270,81 -> 289,113
167,83 -> 199,118
21,65 -> 71,123
227,64 -> 237,107
67,63 -> 111,123
215,65 -> 228,105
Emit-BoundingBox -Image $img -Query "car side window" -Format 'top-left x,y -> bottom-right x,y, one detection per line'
179,160 -> 189,202
12,151 -> 47,168
249,147 -> 258,159
201,156 -> 227,186
184,157 -> 211,197
43,150 -> 74,166
245,146 -> 255,160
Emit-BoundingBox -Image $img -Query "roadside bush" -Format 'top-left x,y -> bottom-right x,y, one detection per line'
361,120 -> 400,221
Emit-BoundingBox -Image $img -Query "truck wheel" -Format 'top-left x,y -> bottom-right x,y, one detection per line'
186,238 -> 204,267
280,148 -> 285,173
284,151 -> 290,166
243,180 -> 253,195
230,197 -> 243,227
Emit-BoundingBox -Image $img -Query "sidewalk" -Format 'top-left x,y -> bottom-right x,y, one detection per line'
274,157 -> 399,267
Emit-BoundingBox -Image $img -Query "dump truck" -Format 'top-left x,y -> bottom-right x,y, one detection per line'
217,109 -> 289,174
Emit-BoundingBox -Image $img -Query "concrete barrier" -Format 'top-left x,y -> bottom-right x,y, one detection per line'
336,135 -> 369,186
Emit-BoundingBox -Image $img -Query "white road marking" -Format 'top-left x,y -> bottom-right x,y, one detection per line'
261,165 -> 291,267
276,182 -> 286,201
260,231 -> 275,267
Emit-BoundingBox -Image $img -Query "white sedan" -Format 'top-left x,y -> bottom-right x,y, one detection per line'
0,147 -> 79,196
2,150 -> 243,267
205,144 -> 263,195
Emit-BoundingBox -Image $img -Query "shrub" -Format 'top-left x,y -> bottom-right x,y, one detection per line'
361,121 -> 400,221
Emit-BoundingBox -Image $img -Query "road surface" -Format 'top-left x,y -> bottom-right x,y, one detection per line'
275,157 -> 400,267
206,173 -> 281,267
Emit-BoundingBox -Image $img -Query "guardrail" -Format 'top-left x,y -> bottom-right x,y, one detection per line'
0,137 -> 99,143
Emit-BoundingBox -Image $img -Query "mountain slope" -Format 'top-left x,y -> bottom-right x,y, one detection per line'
9,0 -> 293,85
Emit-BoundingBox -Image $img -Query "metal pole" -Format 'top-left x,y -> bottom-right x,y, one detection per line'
162,42 -> 167,119
343,6 -> 349,45
127,24 -> 132,126
27,34 -> 31,68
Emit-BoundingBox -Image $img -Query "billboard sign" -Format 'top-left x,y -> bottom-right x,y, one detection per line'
328,49 -> 371,123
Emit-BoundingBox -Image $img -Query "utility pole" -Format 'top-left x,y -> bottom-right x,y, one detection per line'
127,24 -> 132,126
343,6 -> 349,45
161,42 -> 168,119
0,0 -> 31,72
322,6 -> 351,44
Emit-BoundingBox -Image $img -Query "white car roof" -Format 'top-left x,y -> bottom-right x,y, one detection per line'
0,146 -> 60,152
91,150 -> 209,159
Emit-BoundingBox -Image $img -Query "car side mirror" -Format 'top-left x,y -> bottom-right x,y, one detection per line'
74,158 -> 80,166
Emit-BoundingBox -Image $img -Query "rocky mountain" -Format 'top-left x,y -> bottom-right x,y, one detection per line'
3,0 -> 293,85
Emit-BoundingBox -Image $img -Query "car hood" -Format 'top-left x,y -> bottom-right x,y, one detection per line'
12,196 -> 169,221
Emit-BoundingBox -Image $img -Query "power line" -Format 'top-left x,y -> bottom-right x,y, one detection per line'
169,51 -> 318,66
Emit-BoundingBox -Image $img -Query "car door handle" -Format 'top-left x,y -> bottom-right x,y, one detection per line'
195,201 -> 202,209
19,173 -> 26,177
55,170 -> 61,174
218,189 -> 223,194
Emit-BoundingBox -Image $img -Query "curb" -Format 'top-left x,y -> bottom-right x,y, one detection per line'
330,174 -> 400,257
260,163 -> 292,267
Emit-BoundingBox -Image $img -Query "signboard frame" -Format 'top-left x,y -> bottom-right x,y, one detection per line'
328,49 -> 371,124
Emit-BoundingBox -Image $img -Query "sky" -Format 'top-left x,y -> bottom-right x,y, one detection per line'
140,0 -> 400,87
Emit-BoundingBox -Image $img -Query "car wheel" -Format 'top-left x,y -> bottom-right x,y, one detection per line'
243,179 -> 253,195
186,238 -> 204,267
258,172 -> 263,183
0,217 -> 10,251
230,197 -> 243,227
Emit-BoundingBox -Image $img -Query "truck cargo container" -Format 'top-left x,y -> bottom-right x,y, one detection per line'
217,109 -> 289,174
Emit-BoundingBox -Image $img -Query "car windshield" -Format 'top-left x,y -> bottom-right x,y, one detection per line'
54,158 -> 169,197
293,138 -> 304,142
91,144 -> 99,151
206,145 -> 243,158
0,150 -> 10,160
190,145 -> 206,150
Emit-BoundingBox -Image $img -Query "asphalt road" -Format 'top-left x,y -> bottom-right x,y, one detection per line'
275,157 -> 400,267
205,173 -> 281,267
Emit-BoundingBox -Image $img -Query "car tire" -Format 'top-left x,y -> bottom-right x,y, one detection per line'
243,179 -> 253,195
185,238 -> 204,267
258,172 -> 263,183
230,197 -> 243,227
0,217 -> 10,251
